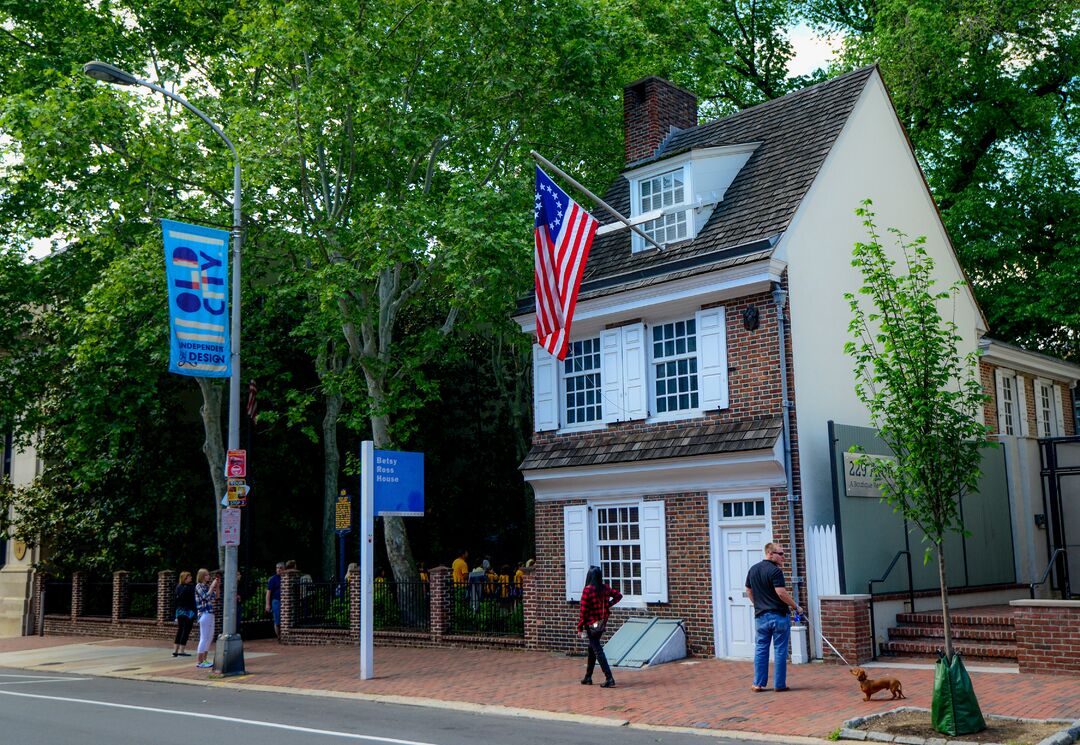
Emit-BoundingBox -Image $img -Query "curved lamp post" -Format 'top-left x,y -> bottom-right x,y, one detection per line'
83,61 -> 245,676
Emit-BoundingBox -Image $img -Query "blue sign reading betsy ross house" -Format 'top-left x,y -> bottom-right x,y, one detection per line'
162,219 -> 231,377
374,450 -> 424,516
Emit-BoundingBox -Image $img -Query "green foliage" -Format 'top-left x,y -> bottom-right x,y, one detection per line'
844,202 -> 991,552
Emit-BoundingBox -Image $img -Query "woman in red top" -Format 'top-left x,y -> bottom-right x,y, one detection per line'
576,566 -> 622,688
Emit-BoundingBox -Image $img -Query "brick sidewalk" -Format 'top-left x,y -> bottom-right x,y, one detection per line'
3,636 -> 1077,738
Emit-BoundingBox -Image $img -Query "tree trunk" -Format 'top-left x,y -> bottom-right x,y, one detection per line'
196,377 -> 226,568
322,391 -> 343,580
937,544 -> 954,660
368,403 -> 416,583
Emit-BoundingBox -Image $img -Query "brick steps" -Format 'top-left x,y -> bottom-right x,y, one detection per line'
881,608 -> 1018,662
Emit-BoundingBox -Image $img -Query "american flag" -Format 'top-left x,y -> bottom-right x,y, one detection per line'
534,166 -> 598,360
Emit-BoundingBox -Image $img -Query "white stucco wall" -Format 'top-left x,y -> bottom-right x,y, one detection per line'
775,69 -> 984,532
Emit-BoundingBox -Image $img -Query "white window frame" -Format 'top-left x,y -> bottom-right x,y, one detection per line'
648,315 -> 701,419
1034,378 -> 1065,438
994,368 -> 1029,437
560,337 -> 604,430
563,499 -> 667,606
630,162 -> 693,253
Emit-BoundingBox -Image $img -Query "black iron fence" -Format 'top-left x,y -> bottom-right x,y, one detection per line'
237,574 -> 275,639
43,582 -> 71,616
374,580 -> 429,631
294,581 -> 350,629
125,583 -> 157,619
81,582 -> 112,617
446,580 -> 523,636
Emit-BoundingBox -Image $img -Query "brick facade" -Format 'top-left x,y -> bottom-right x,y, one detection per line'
623,77 -> 698,165
527,279 -> 807,658
818,595 -> 873,665
981,358 -> 1077,437
1011,599 -> 1080,675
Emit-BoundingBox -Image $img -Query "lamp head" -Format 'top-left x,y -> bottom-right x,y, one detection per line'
82,61 -> 138,86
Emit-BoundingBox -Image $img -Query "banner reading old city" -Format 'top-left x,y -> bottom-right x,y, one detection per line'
161,219 -> 231,377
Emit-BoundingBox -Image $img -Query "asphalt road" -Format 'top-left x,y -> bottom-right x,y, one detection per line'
0,669 -> 797,745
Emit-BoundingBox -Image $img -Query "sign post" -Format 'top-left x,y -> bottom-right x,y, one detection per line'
359,442 -> 375,680
359,442 -> 424,680
335,490 -> 352,589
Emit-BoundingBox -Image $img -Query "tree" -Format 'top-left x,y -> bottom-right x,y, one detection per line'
844,202 -> 992,660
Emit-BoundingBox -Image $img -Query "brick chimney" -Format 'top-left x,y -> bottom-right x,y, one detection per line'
623,77 -> 698,165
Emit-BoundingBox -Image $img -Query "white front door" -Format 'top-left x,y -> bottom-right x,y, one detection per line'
720,523 -> 765,658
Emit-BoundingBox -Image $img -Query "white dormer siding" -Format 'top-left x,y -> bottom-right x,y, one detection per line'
616,144 -> 760,252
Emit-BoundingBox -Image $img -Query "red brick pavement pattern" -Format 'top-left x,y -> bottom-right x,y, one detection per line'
3,637 -> 1077,738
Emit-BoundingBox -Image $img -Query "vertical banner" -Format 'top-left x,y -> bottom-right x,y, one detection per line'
162,219 -> 231,377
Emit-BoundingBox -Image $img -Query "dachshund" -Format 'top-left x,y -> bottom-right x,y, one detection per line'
850,667 -> 906,701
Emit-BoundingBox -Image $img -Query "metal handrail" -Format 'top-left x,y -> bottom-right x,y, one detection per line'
1030,548 -> 1069,599
867,550 -> 915,660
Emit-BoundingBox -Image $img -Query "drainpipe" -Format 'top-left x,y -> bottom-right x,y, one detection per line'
772,282 -> 800,606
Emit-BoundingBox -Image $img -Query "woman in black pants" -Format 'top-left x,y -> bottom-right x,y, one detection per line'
576,566 -> 622,688
172,571 -> 196,657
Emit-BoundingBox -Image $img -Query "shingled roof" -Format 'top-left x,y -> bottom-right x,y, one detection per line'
517,66 -> 876,315
520,416 -> 782,471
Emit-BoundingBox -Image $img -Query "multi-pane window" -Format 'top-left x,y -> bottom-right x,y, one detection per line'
596,505 -> 642,596
721,499 -> 766,519
564,338 -> 602,425
1001,375 -> 1016,435
1038,382 -> 1059,437
639,169 -> 688,247
653,319 -> 699,413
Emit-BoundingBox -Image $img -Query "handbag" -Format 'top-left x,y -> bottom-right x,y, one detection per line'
588,619 -> 607,635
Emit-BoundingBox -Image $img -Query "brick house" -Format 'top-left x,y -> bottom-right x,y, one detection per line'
513,66 -> 1079,660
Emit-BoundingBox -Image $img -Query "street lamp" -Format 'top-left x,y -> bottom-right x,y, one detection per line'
83,61 -> 245,675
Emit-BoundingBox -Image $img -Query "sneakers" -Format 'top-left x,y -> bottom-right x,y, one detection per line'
196,661 -> 213,669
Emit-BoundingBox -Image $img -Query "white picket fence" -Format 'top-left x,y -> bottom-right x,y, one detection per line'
806,524 -> 841,659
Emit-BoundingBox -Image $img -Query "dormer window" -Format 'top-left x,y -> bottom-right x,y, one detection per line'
639,168 -> 688,248
631,165 -> 691,252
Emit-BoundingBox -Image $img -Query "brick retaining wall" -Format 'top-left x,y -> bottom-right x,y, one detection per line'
1011,599 -> 1080,675
819,594 -> 873,664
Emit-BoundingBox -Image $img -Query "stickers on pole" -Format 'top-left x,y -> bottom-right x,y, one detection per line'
221,508 -> 241,546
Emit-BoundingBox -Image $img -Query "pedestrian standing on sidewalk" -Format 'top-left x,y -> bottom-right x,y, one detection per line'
576,566 -> 622,688
265,561 -> 284,640
745,542 -> 804,692
172,571 -> 196,657
194,568 -> 219,669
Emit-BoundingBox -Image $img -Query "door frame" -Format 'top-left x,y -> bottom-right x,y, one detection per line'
708,490 -> 773,658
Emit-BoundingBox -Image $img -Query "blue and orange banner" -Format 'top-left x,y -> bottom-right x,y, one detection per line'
162,219 -> 231,377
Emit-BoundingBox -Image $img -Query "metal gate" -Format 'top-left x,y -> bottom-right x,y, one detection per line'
1039,436 -> 1080,598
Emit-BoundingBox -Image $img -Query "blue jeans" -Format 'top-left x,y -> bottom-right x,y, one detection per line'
753,611 -> 791,689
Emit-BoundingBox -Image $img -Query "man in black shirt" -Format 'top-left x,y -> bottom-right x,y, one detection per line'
745,542 -> 804,692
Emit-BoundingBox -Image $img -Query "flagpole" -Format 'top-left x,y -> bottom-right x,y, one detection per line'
530,150 -> 664,251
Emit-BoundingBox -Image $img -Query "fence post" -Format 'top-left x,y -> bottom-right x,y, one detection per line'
71,571 -> 84,621
158,570 -> 176,626
280,568 -> 299,643
429,566 -> 448,640
522,564 -> 539,650
348,564 -> 360,643
112,571 -> 129,623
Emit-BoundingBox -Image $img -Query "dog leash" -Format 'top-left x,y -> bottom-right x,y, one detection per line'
799,613 -> 852,667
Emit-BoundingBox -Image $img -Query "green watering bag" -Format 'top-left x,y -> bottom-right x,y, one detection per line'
931,654 -> 987,736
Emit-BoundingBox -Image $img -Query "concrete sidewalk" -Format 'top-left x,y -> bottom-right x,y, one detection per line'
0,635 -> 1076,741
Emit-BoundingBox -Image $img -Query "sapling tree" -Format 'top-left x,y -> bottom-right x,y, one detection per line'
844,201 -> 991,660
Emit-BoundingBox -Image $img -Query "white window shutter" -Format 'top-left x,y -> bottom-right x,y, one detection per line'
1015,375 -> 1029,437
1052,384 -> 1065,437
564,505 -> 590,601
696,308 -> 728,410
1033,380 -> 1048,437
994,369 -> 1008,434
533,344 -> 559,432
621,323 -> 648,420
640,500 -> 668,603
600,328 -> 623,424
